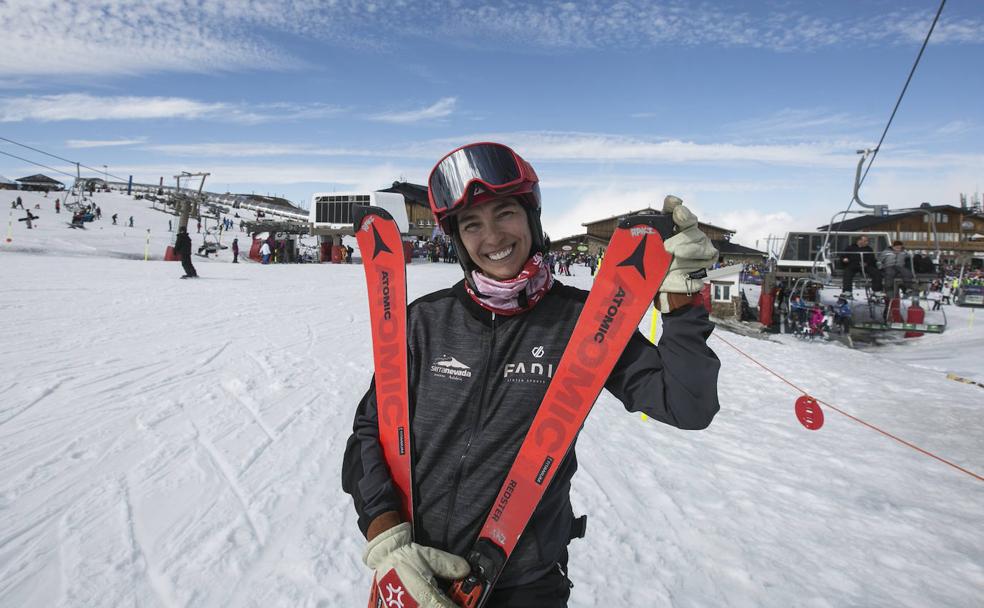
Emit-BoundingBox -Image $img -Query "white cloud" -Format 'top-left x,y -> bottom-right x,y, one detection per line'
369,98 -> 457,124
146,143 -> 369,158
120,161 -> 411,195
724,109 -> 869,141
65,137 -> 148,148
1,2 -> 981,78
715,210 -> 801,250
0,94 -> 344,124
463,131 -> 854,168
0,1 -> 295,77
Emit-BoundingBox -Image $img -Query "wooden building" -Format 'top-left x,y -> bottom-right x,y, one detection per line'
819,204 -> 984,263
581,207 -> 736,242
548,234 -> 610,256
566,207 -> 766,263
379,181 -> 439,240
16,174 -> 65,191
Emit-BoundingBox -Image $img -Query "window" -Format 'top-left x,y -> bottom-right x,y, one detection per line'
314,195 -> 370,224
713,284 -> 731,301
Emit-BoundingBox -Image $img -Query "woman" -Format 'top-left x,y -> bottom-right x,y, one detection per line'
343,142 -> 720,607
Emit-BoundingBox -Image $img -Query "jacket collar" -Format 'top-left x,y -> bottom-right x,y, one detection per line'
453,279 -> 565,327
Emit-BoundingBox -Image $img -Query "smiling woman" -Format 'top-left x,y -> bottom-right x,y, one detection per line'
342,141 -> 722,608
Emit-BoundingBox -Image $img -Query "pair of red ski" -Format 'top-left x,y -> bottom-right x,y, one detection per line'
355,207 -> 673,608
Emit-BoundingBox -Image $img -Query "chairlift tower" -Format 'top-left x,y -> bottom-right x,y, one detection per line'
173,171 -> 210,232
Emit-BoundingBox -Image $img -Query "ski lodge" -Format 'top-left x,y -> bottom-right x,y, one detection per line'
550,207 -> 767,265
15,174 -> 65,192
818,202 -> 984,269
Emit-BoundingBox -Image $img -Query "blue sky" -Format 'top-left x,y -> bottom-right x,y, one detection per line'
1,0 -> 982,247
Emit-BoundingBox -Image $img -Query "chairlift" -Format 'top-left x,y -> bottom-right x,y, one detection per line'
771,150 -> 948,340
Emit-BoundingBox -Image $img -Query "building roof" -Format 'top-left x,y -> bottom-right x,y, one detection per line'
581,207 -> 735,236
16,174 -> 64,186
714,240 -> 767,257
581,207 -> 660,227
817,204 -> 977,231
550,234 -> 609,245
379,181 -> 430,207
706,264 -> 743,281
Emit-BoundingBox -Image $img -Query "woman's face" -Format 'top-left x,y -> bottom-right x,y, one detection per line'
456,197 -> 532,280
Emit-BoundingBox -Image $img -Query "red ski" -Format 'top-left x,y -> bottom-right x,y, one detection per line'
450,214 -> 674,607
354,206 -> 412,608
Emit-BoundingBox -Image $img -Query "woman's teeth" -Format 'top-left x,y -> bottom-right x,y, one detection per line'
487,246 -> 513,261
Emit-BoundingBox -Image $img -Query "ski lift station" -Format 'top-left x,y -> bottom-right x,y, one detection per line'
309,191 -> 410,262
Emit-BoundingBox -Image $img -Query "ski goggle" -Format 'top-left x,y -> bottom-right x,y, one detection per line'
428,142 -> 539,217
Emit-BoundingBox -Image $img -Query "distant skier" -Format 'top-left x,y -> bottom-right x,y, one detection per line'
173,227 -> 198,278
21,209 -> 37,229
112,213 -> 118,225
232,238 -> 239,263
55,198 -> 60,214
128,216 -> 134,228
342,142 -> 721,607
259,240 -> 271,264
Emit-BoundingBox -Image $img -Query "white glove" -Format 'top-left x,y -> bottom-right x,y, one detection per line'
657,195 -> 718,312
364,522 -> 470,608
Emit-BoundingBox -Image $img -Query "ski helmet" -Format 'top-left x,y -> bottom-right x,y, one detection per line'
427,142 -> 547,275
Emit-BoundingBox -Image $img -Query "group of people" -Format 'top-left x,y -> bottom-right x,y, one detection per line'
419,236 -> 458,263
840,235 -> 917,299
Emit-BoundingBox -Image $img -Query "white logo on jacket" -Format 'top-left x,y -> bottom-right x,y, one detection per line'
430,354 -> 473,380
504,347 -> 555,384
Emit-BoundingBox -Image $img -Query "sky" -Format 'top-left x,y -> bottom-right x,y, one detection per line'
1,0 -> 982,248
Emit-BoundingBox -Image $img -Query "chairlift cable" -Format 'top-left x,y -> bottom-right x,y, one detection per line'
0,135 -> 130,182
856,0 -> 946,190
0,148 -> 79,180
819,1 -> 946,279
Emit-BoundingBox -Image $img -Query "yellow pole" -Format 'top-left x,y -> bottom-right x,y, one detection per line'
144,229 -> 151,261
642,305 -> 661,421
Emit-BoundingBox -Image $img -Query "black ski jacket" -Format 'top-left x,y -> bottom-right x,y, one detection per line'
842,243 -> 876,270
342,280 -> 720,587
174,232 -> 192,259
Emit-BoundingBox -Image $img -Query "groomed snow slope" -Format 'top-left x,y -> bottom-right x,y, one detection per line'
1,190 -> 982,607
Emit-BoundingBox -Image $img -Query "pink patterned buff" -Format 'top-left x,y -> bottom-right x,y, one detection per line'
466,252 -> 554,316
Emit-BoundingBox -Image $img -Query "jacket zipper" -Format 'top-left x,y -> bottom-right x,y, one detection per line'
442,311 -> 496,549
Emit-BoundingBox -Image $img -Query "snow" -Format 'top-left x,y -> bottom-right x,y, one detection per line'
1,190 -> 982,607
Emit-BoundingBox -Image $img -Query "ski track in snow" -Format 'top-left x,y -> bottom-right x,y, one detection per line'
0,189 -> 982,607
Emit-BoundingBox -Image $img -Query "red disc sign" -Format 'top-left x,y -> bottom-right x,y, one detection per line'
795,395 -> 824,430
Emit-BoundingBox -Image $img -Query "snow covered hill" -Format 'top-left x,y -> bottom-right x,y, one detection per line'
1,191 -> 982,607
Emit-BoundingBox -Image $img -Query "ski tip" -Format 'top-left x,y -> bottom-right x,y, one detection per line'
352,205 -> 393,231
617,214 -> 675,240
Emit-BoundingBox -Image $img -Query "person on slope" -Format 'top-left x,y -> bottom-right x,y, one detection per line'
342,142 -> 721,607
173,227 -> 198,279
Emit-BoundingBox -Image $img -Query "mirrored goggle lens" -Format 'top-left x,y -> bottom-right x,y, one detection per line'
429,144 -> 521,211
